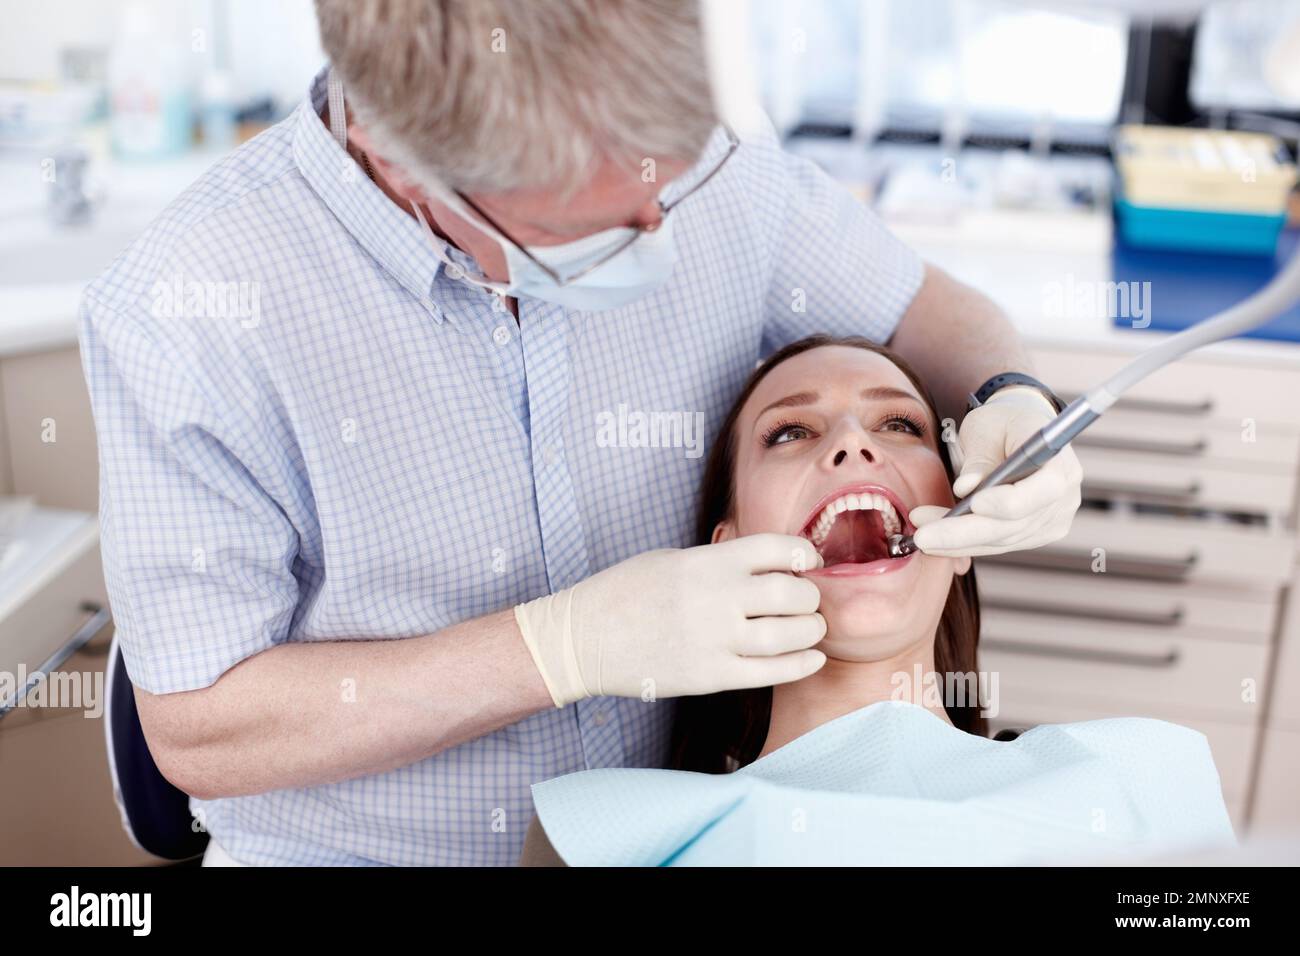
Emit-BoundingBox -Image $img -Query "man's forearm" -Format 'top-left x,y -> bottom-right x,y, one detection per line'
136,608 -> 554,799
887,262 -> 1036,425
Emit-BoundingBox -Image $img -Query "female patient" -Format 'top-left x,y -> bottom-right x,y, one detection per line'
520,334 -> 1235,866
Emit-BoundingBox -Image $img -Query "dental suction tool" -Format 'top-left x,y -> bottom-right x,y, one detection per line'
888,246 -> 1300,558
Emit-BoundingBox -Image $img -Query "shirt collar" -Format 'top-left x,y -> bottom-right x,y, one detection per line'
293,66 -> 453,325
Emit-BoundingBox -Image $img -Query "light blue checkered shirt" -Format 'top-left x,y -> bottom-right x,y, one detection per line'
78,67 -> 924,865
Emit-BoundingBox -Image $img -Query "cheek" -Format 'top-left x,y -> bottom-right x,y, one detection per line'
732,461 -> 798,534
900,446 -> 954,505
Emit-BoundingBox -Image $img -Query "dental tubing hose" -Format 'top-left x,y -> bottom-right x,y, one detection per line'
888,246 -> 1300,557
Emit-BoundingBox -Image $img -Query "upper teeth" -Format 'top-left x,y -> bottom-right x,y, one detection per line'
804,492 -> 901,547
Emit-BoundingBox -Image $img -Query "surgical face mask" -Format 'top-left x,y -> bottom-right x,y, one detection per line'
325,67 -> 677,312
410,188 -> 679,313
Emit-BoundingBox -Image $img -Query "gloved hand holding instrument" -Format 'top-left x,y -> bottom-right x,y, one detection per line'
891,245 -> 1300,559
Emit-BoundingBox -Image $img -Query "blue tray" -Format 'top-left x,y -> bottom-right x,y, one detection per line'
1114,197 -> 1286,256
1110,229 -> 1300,344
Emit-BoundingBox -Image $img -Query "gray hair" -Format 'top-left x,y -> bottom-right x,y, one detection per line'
314,0 -> 718,195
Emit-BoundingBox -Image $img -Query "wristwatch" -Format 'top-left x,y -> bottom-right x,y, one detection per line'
966,372 -> 1066,417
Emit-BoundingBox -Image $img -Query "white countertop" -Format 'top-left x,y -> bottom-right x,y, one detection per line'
0,284 -> 85,355
0,504 -> 96,623
895,227 -> 1300,370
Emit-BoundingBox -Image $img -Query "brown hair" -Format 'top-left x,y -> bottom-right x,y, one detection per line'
669,334 -> 985,773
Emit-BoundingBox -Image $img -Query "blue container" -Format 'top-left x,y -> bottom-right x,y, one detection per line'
1114,195 -> 1286,257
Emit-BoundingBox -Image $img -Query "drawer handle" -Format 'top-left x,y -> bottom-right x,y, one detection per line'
981,595 -> 1185,627
1082,478 -> 1201,500
1113,396 -> 1214,417
982,636 -> 1181,668
984,548 -> 1198,581
1074,434 -> 1207,457
1059,392 -> 1214,417
0,601 -> 112,719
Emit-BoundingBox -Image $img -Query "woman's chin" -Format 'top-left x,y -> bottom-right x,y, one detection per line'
813,593 -> 908,650
812,564 -> 934,658
802,551 -> 952,660
814,628 -> 915,663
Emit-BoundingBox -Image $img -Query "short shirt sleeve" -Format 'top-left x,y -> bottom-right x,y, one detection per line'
79,294 -> 300,694
759,131 -> 926,354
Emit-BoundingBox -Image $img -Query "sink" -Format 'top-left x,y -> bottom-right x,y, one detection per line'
0,152 -> 220,288
0,211 -> 155,286
0,152 -> 221,353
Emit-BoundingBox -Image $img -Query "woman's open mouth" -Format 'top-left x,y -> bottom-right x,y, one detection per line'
796,482 -> 917,577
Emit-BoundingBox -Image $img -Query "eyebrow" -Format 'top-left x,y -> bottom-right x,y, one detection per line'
753,387 -> 927,427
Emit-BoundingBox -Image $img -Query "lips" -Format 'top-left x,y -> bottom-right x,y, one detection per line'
796,482 -> 916,569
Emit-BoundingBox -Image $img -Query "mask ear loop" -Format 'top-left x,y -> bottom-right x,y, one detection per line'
326,68 -> 348,151
331,67 -> 512,303
409,198 -> 511,297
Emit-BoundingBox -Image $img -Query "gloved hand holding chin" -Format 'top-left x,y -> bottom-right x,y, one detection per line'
514,533 -> 829,707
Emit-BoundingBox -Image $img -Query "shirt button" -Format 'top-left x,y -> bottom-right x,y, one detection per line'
492,325 -> 511,346
445,263 -> 463,280
592,710 -> 608,726
491,295 -> 508,313
543,445 -> 561,467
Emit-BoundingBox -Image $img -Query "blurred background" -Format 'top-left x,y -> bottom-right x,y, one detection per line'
2,0 -> 1299,864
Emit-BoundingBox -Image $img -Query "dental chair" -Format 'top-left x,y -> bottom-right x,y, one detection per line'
105,630 -> 210,862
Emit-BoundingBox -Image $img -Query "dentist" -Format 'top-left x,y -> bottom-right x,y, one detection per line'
78,0 -> 1082,866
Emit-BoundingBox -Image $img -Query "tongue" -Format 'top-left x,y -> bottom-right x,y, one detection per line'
818,509 -> 890,566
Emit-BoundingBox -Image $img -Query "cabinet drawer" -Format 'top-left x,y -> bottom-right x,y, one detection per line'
1071,409 -> 1299,471
0,510 -> 104,698
0,624 -> 155,865
1075,446 -> 1296,514
977,565 -> 1278,640
982,511 -> 1294,589
979,616 -> 1270,722
1264,604 -> 1300,726
1032,345 -> 1300,432
986,699 -> 1255,815
1250,725 -> 1300,830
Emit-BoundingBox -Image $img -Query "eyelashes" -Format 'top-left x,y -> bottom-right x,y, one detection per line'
760,418 -> 810,446
760,410 -> 928,447
885,411 -> 928,437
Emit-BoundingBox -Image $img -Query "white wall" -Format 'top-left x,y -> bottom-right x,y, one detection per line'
0,0 -> 324,113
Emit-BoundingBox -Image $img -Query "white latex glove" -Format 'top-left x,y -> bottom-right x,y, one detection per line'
908,386 -> 1083,557
514,534 -> 828,707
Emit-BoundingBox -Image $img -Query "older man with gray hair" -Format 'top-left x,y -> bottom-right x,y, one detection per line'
78,0 -> 1081,865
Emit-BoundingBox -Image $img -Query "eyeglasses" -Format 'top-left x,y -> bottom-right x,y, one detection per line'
452,124 -> 741,287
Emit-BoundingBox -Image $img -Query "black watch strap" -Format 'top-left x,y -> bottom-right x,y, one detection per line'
967,372 -> 1065,416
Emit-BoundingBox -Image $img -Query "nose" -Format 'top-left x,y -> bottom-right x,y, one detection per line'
832,445 -> 875,467
824,418 -> 879,468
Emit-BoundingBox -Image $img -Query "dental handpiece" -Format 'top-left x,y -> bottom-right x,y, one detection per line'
887,241 -> 1300,559
886,398 -> 1099,556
